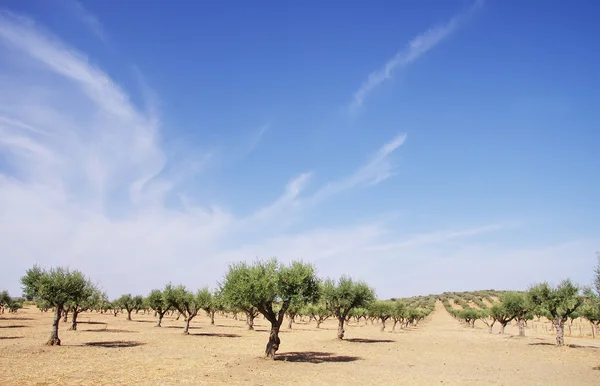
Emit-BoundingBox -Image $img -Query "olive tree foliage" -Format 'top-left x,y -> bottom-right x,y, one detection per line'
164,285 -> 203,334
0,290 -> 10,313
146,285 -> 173,327
220,258 -> 320,359
322,275 -> 376,340
116,294 -> 137,321
132,295 -> 145,314
391,301 -> 406,331
477,308 -> 497,333
66,284 -> 102,331
305,303 -> 331,328
500,292 -> 532,336
20,265 -> 93,346
197,287 -> 222,325
528,280 -> 584,346
489,302 -> 514,334
369,300 -> 394,332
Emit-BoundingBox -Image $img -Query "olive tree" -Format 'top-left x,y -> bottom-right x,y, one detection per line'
146,286 -> 172,327
220,258 -> 320,358
197,287 -> 221,325
369,300 -> 394,331
528,280 -> 583,346
489,302 -> 514,334
0,290 -> 10,313
501,292 -> 532,336
391,301 -> 406,331
165,285 -> 203,334
306,303 -> 331,328
20,265 -> 92,345
322,275 -> 375,340
67,284 -> 101,330
116,294 -> 136,320
477,308 -> 497,333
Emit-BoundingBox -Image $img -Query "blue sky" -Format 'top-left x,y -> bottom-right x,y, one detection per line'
0,0 -> 598,299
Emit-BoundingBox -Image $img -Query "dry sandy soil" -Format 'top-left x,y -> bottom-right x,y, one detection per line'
1,302 -> 599,385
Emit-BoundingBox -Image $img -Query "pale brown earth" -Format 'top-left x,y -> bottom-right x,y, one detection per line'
1,302 -> 599,385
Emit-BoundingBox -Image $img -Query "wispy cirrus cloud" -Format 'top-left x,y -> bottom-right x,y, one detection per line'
63,0 -> 107,43
349,0 -> 483,112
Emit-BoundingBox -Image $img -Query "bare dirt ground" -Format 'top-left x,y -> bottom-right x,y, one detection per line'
1,302 -> 599,385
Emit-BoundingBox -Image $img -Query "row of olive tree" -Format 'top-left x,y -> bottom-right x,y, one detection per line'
0,290 -> 23,313
19,259 -> 377,358
218,259 -> 376,358
445,279 -> 591,346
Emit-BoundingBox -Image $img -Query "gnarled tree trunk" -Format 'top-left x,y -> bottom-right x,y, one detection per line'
337,317 -> 345,339
316,319 -> 322,328
518,318 -> 526,336
380,318 -> 386,332
555,319 -> 565,346
126,309 -> 132,321
246,313 -> 255,330
70,309 -> 79,331
265,325 -> 280,359
499,322 -> 507,334
287,315 -> 294,329
210,311 -> 215,325
47,306 -> 62,346
156,312 -> 164,327
62,309 -> 69,323
183,317 -> 190,334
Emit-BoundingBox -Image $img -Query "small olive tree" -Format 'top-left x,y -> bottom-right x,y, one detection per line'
501,292 -> 532,336
489,302 -> 514,334
0,290 -> 10,313
220,258 -> 320,358
322,275 -> 375,340
306,303 -> 331,328
20,265 -> 92,345
165,285 -> 203,334
146,286 -> 172,327
369,300 -> 394,332
528,280 -> 583,346
67,285 -> 102,330
197,287 -> 221,325
116,294 -> 136,320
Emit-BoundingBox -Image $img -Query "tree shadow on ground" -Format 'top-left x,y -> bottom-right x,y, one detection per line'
345,338 -> 395,343
529,342 -> 598,350
0,336 -> 23,340
275,351 -> 361,363
78,321 -> 107,325
83,328 -> 137,333
85,340 -> 145,348
191,332 -> 241,338
131,320 -> 154,323
164,325 -> 200,329
0,317 -> 33,321
0,325 -> 28,329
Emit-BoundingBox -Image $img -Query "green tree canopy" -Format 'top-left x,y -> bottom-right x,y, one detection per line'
220,258 -> 319,358
20,265 -> 92,345
322,275 -> 375,339
528,280 -> 583,345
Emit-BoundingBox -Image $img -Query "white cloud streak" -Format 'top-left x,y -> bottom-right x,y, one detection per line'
350,0 -> 483,111
64,0 -> 107,43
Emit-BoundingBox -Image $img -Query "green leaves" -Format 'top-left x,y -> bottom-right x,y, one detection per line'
20,266 -> 91,308
528,280 -> 583,321
322,275 -> 375,318
220,258 -> 319,325
500,291 -> 532,320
